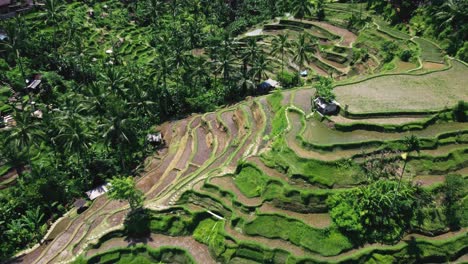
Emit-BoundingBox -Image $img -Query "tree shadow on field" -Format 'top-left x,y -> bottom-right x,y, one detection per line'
405,236 -> 422,262
123,208 -> 152,246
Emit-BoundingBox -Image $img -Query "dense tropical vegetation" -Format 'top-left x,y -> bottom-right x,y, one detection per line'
0,0 -> 466,262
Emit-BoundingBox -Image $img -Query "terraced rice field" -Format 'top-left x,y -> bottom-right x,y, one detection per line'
13,53 -> 468,263
9,7 -> 468,263
335,60 -> 468,114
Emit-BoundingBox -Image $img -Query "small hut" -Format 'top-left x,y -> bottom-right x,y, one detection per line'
85,183 -> 110,200
257,79 -> 279,94
147,131 -> 164,146
25,74 -> 42,93
313,97 -> 340,115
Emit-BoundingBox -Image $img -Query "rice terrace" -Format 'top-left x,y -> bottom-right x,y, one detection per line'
0,0 -> 467,264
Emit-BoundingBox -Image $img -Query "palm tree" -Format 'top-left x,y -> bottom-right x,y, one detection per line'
100,67 -> 129,100
242,38 -> 261,66
20,208 -> 45,241
292,0 -> 315,20
1,17 -> 27,81
54,113 -> 93,167
292,33 -> 313,69
214,45 -> 237,84
435,0 -> 467,31
270,34 -> 290,73
42,0 -> 65,51
250,54 -> 271,83
7,108 -> 44,173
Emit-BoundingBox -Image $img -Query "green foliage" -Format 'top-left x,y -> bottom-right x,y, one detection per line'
83,245 -> 195,264
125,209 -> 150,237
328,180 -> 427,244
399,49 -> 414,62
108,176 -> 144,211
313,76 -> 335,102
381,40 -> 400,63
244,214 -> 353,256
456,42 -> 468,62
193,218 -> 226,257
453,100 -> 467,122
443,174 -> 467,230
234,165 -> 269,198
276,71 -> 301,89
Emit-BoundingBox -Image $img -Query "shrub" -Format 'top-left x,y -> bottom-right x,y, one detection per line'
276,71 -> 301,89
456,41 -> 468,62
328,180 -> 427,244
244,214 -> 352,256
453,100 -> 467,122
399,49 -> 414,62
444,174 -> 466,230
233,165 -> 269,198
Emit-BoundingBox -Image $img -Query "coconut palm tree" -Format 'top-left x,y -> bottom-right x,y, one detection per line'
214,44 -> 237,84
54,113 -> 93,168
250,54 -> 271,83
292,0 -> 315,20
42,0 -> 65,51
1,17 -> 27,81
270,33 -> 291,73
435,0 -> 467,31
292,33 -> 313,68
242,38 -> 262,66
7,108 -> 44,173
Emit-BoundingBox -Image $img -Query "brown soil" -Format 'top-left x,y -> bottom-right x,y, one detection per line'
138,151 -> 176,194
106,210 -> 127,226
206,113 -> 228,156
423,62 -> 445,70
192,126 -> 212,166
293,88 -> 315,113
179,164 -> 199,180
413,175 -> 445,187
175,135 -> 193,170
147,169 -> 179,200
281,90 -> 293,106
309,20 -> 357,47
221,110 -> 238,139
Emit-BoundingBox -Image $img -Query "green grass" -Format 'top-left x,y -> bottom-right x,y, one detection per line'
408,148 -> 468,174
262,143 -> 365,187
374,19 -> 411,40
234,165 -> 270,198
81,245 -> 196,264
413,37 -> 445,63
244,214 -> 353,256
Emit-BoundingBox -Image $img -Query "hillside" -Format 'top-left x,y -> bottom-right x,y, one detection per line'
1,1 -> 467,263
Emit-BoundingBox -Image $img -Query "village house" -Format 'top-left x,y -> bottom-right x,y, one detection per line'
313,97 -> 340,115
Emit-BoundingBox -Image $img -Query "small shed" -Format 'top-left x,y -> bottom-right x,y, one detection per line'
147,131 -> 164,146
85,183 -> 110,200
257,78 -> 279,94
313,97 -> 340,115
25,74 -> 42,93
